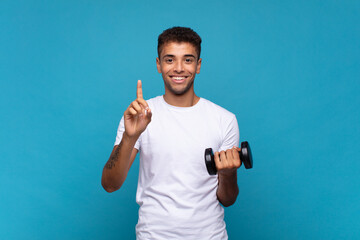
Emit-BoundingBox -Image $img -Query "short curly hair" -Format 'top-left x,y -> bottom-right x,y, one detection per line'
157,26 -> 202,59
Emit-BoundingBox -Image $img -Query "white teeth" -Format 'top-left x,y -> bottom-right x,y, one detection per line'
173,77 -> 185,80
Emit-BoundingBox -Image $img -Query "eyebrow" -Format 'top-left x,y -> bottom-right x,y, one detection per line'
162,54 -> 175,59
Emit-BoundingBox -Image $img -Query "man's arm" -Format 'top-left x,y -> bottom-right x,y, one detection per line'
101,80 -> 152,193
101,134 -> 138,192
215,147 -> 241,207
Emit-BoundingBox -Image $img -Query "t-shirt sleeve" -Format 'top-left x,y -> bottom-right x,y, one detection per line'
218,114 -> 240,151
114,116 -> 141,150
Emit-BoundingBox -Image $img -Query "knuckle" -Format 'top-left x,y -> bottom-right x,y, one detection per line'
142,100 -> 149,107
233,161 -> 239,168
216,162 -> 224,169
137,98 -> 147,107
129,109 -> 136,115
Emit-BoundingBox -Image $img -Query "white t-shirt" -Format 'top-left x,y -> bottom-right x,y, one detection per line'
114,96 -> 239,240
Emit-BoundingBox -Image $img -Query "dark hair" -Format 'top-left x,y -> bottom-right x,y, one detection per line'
157,26 -> 202,59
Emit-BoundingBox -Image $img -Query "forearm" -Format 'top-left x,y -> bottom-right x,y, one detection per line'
216,171 -> 239,207
101,133 -> 138,192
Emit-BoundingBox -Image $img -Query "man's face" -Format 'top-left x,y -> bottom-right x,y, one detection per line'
156,41 -> 202,96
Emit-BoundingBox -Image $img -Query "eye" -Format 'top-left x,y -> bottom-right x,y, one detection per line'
185,58 -> 194,63
165,58 -> 173,63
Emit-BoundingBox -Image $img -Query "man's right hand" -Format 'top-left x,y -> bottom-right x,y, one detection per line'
124,80 -> 152,138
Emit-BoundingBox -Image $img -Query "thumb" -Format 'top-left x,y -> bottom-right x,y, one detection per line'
145,108 -> 152,122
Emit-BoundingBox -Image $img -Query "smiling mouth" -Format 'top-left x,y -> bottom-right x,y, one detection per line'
171,76 -> 188,83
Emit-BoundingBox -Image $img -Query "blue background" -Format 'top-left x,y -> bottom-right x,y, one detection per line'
1,0 -> 359,239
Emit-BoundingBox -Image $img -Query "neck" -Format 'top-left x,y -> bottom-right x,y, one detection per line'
163,90 -> 200,107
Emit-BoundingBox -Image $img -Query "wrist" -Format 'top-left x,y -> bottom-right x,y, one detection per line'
218,169 -> 237,179
123,131 -> 140,143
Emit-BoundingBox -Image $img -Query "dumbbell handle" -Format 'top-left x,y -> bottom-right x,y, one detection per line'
205,141 -> 253,175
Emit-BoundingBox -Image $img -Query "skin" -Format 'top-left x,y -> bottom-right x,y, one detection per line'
156,42 -> 201,107
214,147 -> 242,206
101,41 -> 241,207
101,80 -> 150,192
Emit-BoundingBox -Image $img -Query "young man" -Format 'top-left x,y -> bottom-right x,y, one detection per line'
102,27 -> 241,239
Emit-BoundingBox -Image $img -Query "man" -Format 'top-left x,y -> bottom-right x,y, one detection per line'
101,27 -> 241,239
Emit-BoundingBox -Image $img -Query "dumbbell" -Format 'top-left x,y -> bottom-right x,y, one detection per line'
204,141 -> 253,175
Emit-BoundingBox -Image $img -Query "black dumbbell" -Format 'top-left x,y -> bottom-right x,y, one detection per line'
204,141 -> 253,175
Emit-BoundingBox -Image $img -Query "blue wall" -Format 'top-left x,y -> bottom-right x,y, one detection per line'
1,0 -> 359,239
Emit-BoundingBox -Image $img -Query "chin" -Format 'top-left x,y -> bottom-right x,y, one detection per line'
166,81 -> 194,96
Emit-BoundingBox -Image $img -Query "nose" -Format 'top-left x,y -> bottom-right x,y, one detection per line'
174,61 -> 184,73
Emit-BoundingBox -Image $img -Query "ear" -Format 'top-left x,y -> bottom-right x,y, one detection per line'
196,58 -> 202,74
156,57 -> 162,73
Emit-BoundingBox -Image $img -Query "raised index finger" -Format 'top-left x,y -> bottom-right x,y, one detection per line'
137,80 -> 143,99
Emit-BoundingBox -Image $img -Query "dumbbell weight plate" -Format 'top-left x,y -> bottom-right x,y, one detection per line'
241,141 -> 253,169
205,148 -> 217,175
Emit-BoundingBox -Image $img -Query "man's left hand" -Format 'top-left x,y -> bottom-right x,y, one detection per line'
214,147 -> 242,176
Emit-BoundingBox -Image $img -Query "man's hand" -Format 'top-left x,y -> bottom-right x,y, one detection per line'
214,147 -> 242,177
101,80 -> 150,193
215,146 -> 241,207
124,80 -> 152,138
